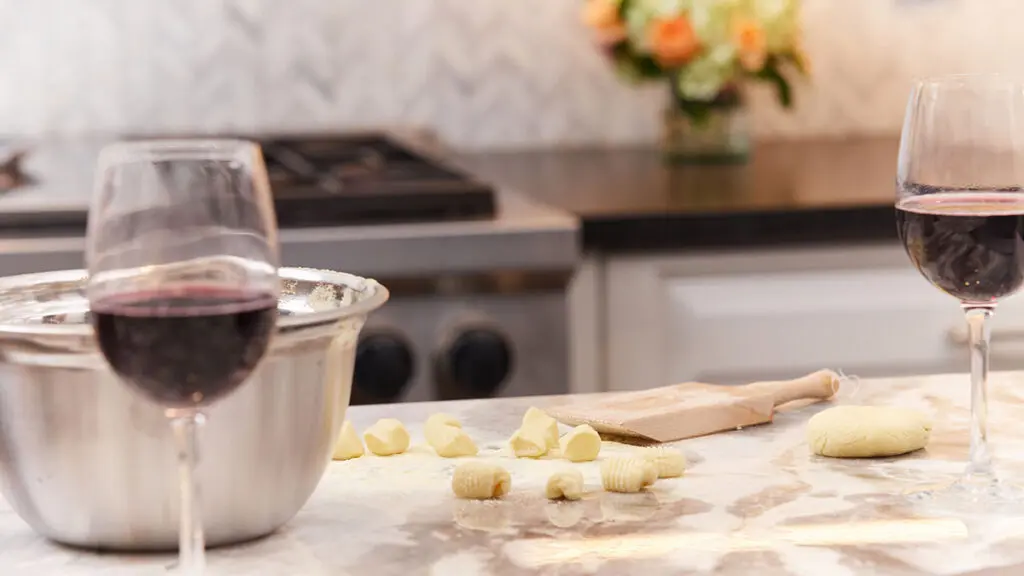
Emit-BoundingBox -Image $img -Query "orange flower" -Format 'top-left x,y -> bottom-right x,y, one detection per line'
732,17 -> 767,71
582,0 -> 618,28
649,17 -> 700,67
581,0 -> 627,45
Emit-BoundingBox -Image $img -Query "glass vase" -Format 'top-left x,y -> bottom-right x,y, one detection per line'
662,84 -> 750,165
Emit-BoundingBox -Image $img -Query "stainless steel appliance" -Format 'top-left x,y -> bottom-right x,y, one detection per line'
0,134 -> 497,229
355,271 -> 570,404
0,133 -> 579,403
0,268 -> 387,550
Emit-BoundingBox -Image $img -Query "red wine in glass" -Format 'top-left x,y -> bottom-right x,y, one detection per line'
87,139 -> 280,574
896,187 -> 1024,304
91,286 -> 277,408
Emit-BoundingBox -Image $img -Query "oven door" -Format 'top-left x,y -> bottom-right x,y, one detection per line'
350,272 -> 570,404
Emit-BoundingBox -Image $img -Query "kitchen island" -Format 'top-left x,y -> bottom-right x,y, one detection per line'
3,372 -> 1024,575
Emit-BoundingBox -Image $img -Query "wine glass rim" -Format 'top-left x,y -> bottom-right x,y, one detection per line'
98,138 -> 261,164
913,73 -> 1024,89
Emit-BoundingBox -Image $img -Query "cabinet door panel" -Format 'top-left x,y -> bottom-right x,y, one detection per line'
664,267 -> 961,384
604,245 -> 1024,391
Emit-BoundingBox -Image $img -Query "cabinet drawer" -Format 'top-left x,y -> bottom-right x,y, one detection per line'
664,267 -> 974,384
603,245 -> 1024,392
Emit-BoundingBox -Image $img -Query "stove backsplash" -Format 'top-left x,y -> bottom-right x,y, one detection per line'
2,0 -> 1018,150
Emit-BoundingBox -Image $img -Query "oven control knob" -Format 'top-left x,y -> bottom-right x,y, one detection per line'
352,330 -> 414,405
436,328 -> 513,399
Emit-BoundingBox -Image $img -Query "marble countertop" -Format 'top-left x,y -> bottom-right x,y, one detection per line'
5,372 -> 1024,575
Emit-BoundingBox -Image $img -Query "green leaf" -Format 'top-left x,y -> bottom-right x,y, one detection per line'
617,0 -> 632,18
671,82 -> 742,125
676,99 -> 715,126
779,50 -> 810,77
611,42 -> 666,81
754,58 -> 793,108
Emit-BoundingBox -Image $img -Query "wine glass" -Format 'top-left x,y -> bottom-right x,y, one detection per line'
896,75 -> 1024,510
86,140 -> 279,573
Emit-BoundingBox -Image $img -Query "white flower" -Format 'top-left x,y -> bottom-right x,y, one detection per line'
752,0 -> 801,51
689,0 -> 741,47
676,44 -> 738,100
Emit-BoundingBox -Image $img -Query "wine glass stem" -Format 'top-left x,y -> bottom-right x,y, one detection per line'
964,306 -> 994,480
171,411 -> 206,575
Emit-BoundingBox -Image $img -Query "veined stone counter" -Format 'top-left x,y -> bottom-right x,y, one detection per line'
3,372 -> 1024,575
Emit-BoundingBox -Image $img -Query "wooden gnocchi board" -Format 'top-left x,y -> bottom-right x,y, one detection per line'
545,370 -> 839,443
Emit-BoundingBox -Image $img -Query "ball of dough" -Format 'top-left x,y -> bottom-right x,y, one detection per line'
332,420 -> 364,460
545,469 -> 585,500
430,425 -> 479,458
452,462 -> 511,499
522,407 -> 560,449
807,405 -> 932,458
559,424 -> 601,462
642,446 -> 686,478
601,457 -> 658,493
509,427 -> 548,458
364,418 -> 410,456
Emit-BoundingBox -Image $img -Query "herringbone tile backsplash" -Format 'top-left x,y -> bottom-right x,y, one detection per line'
0,0 -> 1016,150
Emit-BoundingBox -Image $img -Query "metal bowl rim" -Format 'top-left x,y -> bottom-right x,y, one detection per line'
0,266 -> 389,338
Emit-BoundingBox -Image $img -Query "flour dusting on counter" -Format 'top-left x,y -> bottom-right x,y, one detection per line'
6,373 -> 1024,575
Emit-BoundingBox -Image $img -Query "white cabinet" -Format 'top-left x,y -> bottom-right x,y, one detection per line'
603,243 -> 1024,391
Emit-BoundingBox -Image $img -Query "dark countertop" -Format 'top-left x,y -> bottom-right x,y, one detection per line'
458,137 -> 900,253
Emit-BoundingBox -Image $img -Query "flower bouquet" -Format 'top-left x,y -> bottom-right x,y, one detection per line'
582,0 -> 809,163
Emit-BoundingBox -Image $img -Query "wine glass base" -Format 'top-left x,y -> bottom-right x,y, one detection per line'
905,475 -> 1024,515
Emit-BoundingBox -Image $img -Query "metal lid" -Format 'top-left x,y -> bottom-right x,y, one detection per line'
0,267 -> 389,342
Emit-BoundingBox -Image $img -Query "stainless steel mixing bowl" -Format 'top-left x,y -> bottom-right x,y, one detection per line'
0,267 -> 388,551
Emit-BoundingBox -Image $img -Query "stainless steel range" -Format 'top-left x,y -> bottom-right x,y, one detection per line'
0,133 -> 579,403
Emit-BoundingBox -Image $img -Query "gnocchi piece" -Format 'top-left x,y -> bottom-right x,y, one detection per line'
545,469 -> 585,501
522,407 -> 560,449
642,446 -> 687,478
601,457 -> 658,493
363,418 -> 410,456
424,413 -> 461,446
509,427 -> 548,458
559,424 -> 601,462
332,420 -> 365,460
451,462 -> 511,499
430,425 -> 479,458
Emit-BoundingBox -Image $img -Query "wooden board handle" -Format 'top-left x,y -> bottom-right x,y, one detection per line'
747,370 -> 841,407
